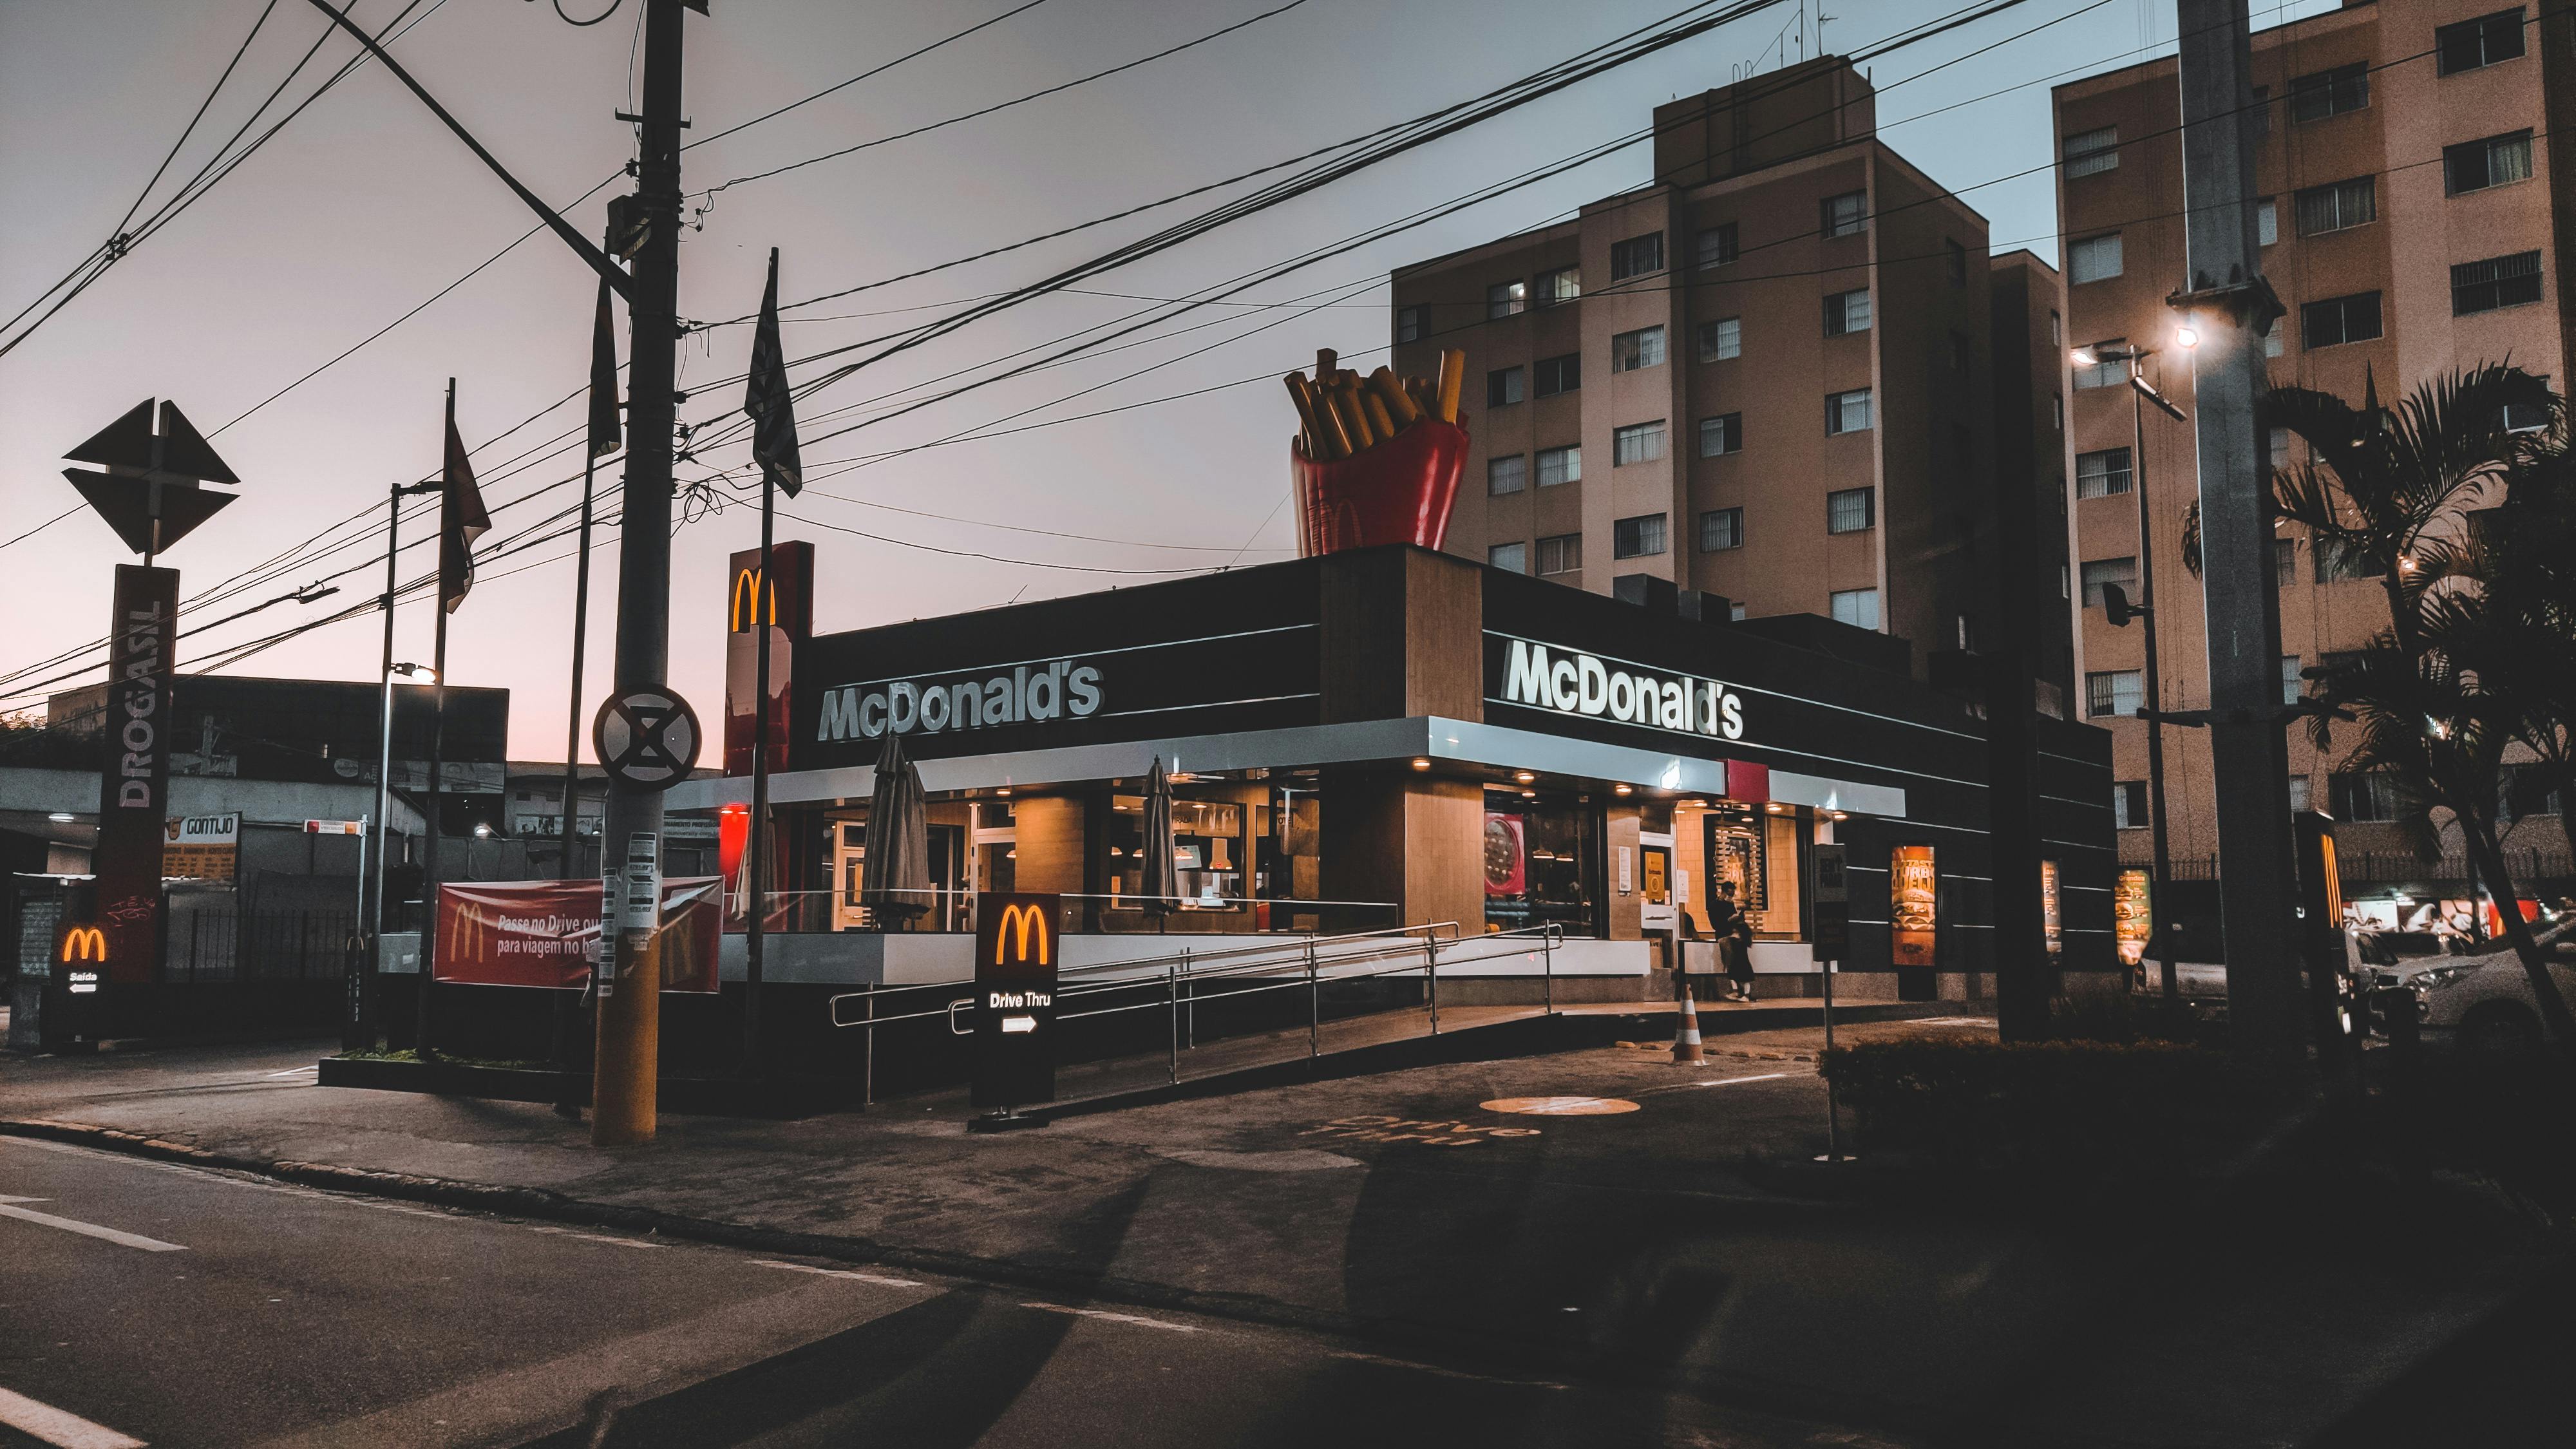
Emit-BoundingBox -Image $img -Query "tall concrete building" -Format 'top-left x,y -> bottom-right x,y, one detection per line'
1391,57 -> 2072,706
2053,0 -> 2573,923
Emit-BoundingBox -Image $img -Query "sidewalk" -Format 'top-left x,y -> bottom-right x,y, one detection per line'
1,1021 -> 2556,1447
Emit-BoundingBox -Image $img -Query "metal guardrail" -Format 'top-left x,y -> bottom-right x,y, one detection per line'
826,922 -> 1566,1106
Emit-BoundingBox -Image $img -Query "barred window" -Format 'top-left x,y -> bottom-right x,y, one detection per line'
1700,507 -> 1743,551
1611,325 -> 1665,372
2063,124 -> 2118,177
2452,251 -> 2544,314
2293,177 -> 2376,236
1827,488 -> 1875,534
1698,316 -> 1742,361
2087,670 -> 2143,719
1610,232 -> 1665,279
1536,445 -> 1580,486
2076,448 -> 2132,498
1533,265 -> 1581,306
1487,454 -> 1527,497
2289,62 -> 2368,122
1396,305 -> 1426,343
1613,513 -> 1667,558
1698,413 -> 1742,457
2282,654 -> 2303,706
1696,223 -> 1738,269
1613,421 -> 1665,465
1821,190 -> 1868,238
2302,292 -> 2383,348
1824,388 -> 1872,435
2445,131 -> 2534,195
1486,279 -> 1526,319
1823,288 -> 1872,336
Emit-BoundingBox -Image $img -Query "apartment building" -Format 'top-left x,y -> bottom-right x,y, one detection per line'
2053,0 -> 2573,916
1391,57 -> 2072,701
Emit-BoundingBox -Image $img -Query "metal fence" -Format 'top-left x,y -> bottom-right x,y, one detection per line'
165,907 -> 355,984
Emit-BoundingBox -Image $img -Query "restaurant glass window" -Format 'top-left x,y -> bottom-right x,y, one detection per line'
1103,791 -> 1251,918
1483,790 -> 1602,936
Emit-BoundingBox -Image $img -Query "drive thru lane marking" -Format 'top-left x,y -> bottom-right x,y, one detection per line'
0,1197 -> 185,1253
750,1259 -> 923,1287
0,1385 -> 148,1448
1019,1302 -> 1200,1333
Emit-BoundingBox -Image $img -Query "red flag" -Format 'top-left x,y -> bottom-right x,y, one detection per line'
440,385 -> 491,613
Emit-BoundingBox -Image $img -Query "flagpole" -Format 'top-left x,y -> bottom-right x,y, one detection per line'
744,249 -> 780,1074
419,379 -> 455,1061
556,278 -> 614,1086
360,478 -> 402,1052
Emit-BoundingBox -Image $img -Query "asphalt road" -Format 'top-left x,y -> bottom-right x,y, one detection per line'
0,1133 -> 1868,1449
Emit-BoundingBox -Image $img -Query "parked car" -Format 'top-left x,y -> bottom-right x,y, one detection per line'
2377,918 -> 2576,1059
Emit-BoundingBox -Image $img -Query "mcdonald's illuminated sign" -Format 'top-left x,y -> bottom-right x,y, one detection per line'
60,926 -> 108,963
973,893 -> 1061,1110
730,566 -> 779,634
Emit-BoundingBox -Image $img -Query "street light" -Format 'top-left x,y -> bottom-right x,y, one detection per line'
2076,343 -> 2190,1001
365,661 -> 437,992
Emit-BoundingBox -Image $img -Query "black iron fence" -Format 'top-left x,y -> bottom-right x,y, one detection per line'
165,907 -> 355,984
2121,849 -> 2576,887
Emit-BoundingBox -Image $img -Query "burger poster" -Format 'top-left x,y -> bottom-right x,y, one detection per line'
1482,812 -> 1526,898
1891,844 -> 1937,967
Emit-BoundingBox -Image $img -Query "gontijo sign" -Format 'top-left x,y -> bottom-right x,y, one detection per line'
1495,636 -> 1747,741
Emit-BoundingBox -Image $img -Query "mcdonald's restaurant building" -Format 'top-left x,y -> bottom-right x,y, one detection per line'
666,542 -> 2119,1008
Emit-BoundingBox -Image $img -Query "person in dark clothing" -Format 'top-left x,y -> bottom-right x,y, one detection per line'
1708,882 -> 1755,1001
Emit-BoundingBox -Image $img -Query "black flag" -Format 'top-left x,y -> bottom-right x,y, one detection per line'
587,278 -> 621,459
440,387 -> 492,614
744,247 -> 802,497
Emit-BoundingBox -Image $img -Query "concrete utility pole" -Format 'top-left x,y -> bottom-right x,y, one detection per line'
2172,0 -> 2305,1061
591,0 -> 694,1144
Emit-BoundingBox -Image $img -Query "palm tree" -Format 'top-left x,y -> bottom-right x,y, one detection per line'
2474,449 -> 2576,864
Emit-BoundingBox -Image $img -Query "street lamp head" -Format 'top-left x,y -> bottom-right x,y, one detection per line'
390,662 -> 435,681
2174,322 -> 2200,349
2069,347 -> 2096,368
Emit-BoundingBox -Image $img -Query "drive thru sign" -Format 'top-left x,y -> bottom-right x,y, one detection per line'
972,894 -> 1061,1110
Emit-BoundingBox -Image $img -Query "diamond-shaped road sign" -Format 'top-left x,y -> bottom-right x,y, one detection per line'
62,399 -> 241,557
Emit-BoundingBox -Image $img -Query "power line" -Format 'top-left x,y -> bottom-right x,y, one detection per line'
685,0 -> 1059,152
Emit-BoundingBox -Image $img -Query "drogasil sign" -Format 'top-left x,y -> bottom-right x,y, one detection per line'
1499,638 -> 1747,741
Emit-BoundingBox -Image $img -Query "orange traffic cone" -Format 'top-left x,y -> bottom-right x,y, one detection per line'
1671,986 -> 1706,1065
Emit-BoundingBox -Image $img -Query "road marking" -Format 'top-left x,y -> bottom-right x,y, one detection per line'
263,1066 -> 319,1078
0,1386 -> 148,1448
531,1226 -> 663,1250
1019,1302 -> 1200,1333
1479,1096 -> 1641,1115
750,1259 -> 922,1287
1325,1350 -> 1566,1390
0,1198 -> 185,1253
1694,1072 -> 1791,1087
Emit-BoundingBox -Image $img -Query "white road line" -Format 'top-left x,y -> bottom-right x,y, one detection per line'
1018,1302 -> 1200,1333
0,1386 -> 148,1448
750,1259 -> 923,1287
1325,1350 -> 1566,1390
0,1198 -> 185,1253
1694,1072 -> 1792,1087
262,1066 -> 319,1078
531,1226 -> 664,1249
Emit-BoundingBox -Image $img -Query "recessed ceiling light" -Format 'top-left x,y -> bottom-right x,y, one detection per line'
1520,789 -> 1536,798
48,811 -> 76,823
1513,770 -> 1536,784
1412,757 -> 1432,770
1613,783 -> 1633,795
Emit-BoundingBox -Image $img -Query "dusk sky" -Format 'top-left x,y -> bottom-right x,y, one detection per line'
1,0 -> 2335,758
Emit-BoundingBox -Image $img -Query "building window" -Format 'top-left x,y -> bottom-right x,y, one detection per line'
1824,388 -> 1872,435
2073,339 -> 2125,389
2331,771 -> 2403,823
2049,309 -> 2061,346
2289,775 -> 2313,814
1698,316 -> 1742,361
2293,176 -> 2376,236
2282,654 -> 2303,706
1827,488 -> 1875,534
1729,601 -> 1748,621
2068,232 -> 2123,284
1696,222 -> 1738,268
2087,669 -> 2144,719
2257,197 -> 2278,246
1396,305 -> 1426,343
1534,265 -> 1580,306
1823,288 -> 1871,336
2080,555 -> 2137,608
1613,421 -> 1665,465
2063,124 -> 2119,177
2114,781 -> 2150,829
1611,325 -> 1665,372
2076,448 -> 2133,498
2054,391 -> 2064,430
2275,536 -> 2298,586
1945,237 -> 1967,288
2302,291 -> 2383,348
2501,400 -> 2550,433
2289,61 -> 2369,122
1487,454 -> 1527,496
2453,251 -> 2544,315
1821,189 -> 1868,238
1488,542 -> 1527,574
1536,444 -> 1580,486
1613,513 -> 1667,558
2251,84 -> 2272,137
1610,232 -> 1665,279
2446,131 -> 2535,195
2505,762 -> 2564,820
1700,507 -> 1743,551
1536,533 -> 1581,576
1487,366 -> 1525,407
1830,587 -> 1880,629
1487,279 -> 1526,319
2436,8 -> 2526,77
2316,536 -> 2376,583
1698,413 -> 1742,457
1534,352 -> 1581,397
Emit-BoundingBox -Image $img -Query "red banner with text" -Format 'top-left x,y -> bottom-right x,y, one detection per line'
432,877 -> 723,992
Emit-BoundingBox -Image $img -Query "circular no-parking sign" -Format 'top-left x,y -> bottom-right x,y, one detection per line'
592,688 -> 702,790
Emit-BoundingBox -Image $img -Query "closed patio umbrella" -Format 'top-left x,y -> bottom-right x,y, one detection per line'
1140,756 -> 1179,922
858,730 -> 931,929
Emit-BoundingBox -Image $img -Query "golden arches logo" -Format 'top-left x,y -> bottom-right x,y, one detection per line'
61,926 -> 107,963
447,899 -> 491,960
993,902 -> 1050,966
730,567 -> 778,633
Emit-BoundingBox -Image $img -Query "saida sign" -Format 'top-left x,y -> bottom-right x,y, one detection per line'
972,893 -> 1061,1110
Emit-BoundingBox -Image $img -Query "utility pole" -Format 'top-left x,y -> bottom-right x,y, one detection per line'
2172,0 -> 2304,1062
592,0 -> 696,1144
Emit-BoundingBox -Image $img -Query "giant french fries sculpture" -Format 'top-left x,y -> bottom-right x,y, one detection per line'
1287,348 -> 1469,556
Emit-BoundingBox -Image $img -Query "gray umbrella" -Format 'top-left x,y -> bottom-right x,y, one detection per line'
858,730 -> 932,929
1139,755 -> 1179,919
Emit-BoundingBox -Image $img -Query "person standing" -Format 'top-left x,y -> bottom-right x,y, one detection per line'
1709,882 -> 1756,1001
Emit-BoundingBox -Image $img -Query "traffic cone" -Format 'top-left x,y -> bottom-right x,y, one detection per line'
1671,986 -> 1706,1065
